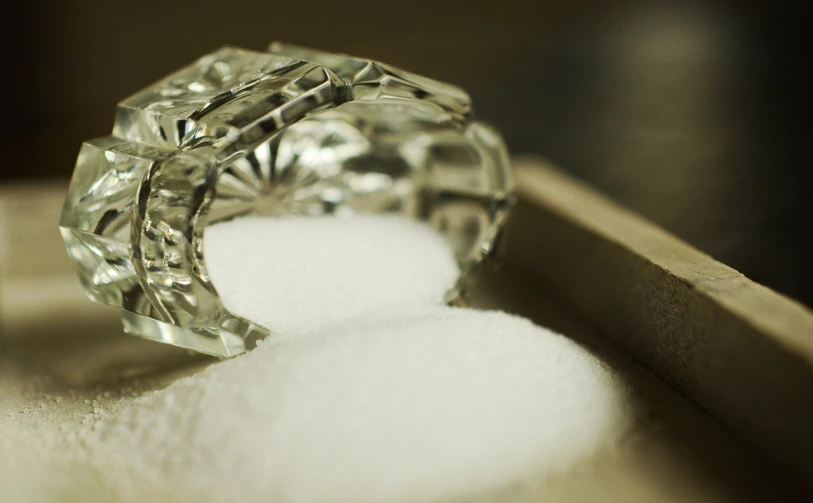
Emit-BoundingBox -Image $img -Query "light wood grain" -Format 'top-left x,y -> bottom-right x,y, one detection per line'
509,156 -> 813,482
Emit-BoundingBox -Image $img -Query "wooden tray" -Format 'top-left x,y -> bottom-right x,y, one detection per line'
1,157 -> 811,501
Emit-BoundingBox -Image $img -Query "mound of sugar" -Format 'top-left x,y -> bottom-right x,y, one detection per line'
43,214 -> 627,502
81,308 -> 623,503
203,215 -> 460,338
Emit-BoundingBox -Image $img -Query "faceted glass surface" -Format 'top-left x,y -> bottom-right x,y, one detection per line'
60,137 -> 165,309
60,43 -> 513,357
114,46 -> 339,155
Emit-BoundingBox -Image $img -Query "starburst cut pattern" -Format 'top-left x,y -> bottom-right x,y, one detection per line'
60,43 -> 513,357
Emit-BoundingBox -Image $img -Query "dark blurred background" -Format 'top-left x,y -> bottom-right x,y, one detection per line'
1,0 -> 810,305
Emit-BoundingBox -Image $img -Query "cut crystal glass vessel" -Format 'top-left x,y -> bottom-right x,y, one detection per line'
60,43 -> 514,357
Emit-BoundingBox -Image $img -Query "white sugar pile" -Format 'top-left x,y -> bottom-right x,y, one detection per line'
73,215 -> 625,502
203,215 -> 460,337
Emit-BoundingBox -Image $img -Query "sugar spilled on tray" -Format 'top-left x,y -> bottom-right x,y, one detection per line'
64,214 -> 627,502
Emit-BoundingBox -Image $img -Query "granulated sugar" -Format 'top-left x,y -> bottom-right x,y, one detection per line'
203,215 -> 460,338
8,214 -> 625,502
82,308 -> 623,503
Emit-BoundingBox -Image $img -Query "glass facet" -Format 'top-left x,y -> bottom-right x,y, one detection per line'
60,43 -> 514,357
